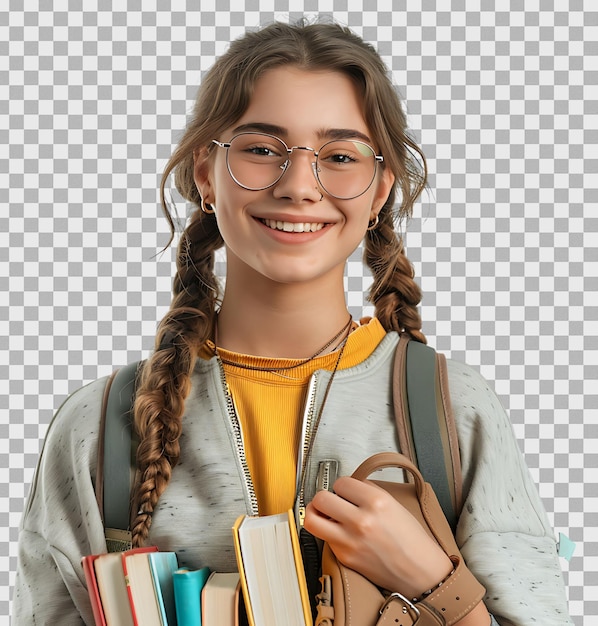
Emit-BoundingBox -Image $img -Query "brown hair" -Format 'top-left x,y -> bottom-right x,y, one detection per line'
130,20 -> 427,547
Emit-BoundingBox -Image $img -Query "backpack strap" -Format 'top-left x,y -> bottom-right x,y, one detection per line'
393,335 -> 463,531
96,334 -> 463,548
96,361 -> 141,552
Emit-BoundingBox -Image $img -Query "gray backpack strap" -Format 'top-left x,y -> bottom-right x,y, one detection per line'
96,361 -> 141,552
393,335 -> 462,532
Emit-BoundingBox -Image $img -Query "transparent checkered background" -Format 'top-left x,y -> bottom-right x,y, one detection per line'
1,2 -> 596,623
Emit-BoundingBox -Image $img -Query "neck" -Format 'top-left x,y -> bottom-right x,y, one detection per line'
216,274 -> 350,359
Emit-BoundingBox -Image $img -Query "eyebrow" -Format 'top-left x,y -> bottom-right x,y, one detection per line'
231,122 -> 374,146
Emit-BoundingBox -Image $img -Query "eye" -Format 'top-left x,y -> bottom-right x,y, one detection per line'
231,134 -> 287,160
319,149 -> 360,168
246,145 -> 281,157
327,152 -> 357,164
318,140 -> 371,167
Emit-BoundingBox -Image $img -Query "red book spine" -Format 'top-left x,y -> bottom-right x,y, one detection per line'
121,546 -> 159,626
81,554 -> 107,626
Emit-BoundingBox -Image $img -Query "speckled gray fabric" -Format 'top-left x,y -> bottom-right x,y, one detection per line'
12,332 -> 572,625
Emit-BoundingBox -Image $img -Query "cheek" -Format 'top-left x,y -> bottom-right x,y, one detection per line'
346,195 -> 376,227
205,151 -> 233,202
214,182 -> 251,216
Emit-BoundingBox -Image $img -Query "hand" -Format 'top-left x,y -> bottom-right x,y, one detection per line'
303,476 -> 454,599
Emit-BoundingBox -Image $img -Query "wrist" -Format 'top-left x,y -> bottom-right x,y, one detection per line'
397,551 -> 454,601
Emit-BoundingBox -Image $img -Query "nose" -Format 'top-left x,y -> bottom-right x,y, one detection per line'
272,147 -> 322,203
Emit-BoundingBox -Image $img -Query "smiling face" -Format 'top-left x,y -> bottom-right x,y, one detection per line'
193,66 -> 394,293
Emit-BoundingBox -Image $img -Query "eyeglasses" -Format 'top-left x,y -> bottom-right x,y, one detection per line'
211,132 -> 384,200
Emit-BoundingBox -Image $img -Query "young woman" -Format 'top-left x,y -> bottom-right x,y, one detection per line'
13,21 -> 571,625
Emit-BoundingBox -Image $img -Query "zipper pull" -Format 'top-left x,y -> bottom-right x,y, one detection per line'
296,460 -> 338,529
316,460 -> 338,493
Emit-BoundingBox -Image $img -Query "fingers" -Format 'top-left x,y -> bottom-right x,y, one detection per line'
332,476 -> 390,508
311,476 -> 404,520
304,476 -> 399,543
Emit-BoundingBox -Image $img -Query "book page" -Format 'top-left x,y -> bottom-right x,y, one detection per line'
95,554 -> 134,626
238,514 -> 306,626
273,520 -> 305,625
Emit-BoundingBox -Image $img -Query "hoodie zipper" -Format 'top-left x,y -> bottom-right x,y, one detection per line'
216,359 -> 259,516
296,373 -> 320,527
217,361 -> 337,525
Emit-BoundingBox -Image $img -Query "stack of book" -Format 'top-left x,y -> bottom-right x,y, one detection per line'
83,546 -> 178,626
83,510 -> 312,626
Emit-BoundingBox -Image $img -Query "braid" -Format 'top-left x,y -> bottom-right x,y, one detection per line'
130,211 -> 223,547
365,207 -> 426,344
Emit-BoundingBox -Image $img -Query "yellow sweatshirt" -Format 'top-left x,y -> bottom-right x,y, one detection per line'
202,318 -> 386,515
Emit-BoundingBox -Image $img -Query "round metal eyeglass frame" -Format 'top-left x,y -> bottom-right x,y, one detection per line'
211,132 -> 384,200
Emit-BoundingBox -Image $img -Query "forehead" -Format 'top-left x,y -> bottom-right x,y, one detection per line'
228,66 -> 371,143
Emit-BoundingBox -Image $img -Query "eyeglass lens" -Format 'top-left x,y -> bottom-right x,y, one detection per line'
225,133 -> 378,199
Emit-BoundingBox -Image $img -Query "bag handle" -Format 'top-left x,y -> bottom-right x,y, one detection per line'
352,451 -> 425,493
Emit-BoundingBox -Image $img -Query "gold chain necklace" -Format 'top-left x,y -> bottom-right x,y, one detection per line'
212,314 -> 353,374
297,325 -> 350,515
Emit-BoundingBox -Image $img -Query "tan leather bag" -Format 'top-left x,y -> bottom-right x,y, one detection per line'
315,452 -> 485,626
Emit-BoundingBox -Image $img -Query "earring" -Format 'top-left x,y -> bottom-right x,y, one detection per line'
367,215 -> 379,231
200,198 -> 215,214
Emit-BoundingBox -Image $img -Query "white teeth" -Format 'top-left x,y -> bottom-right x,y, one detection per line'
262,219 -> 325,233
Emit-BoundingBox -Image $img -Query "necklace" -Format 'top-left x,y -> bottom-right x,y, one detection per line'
296,325 -> 350,518
212,313 -> 353,374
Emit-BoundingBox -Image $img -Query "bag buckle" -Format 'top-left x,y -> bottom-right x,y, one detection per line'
379,591 -> 420,624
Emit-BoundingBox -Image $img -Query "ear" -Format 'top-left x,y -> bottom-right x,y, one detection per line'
193,147 -> 215,204
370,166 -> 395,221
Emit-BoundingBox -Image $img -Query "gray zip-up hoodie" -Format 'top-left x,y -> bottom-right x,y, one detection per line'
12,332 -> 572,625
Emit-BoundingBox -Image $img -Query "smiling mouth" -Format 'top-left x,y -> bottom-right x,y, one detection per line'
260,218 -> 326,233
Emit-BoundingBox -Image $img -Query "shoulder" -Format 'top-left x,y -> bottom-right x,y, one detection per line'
444,357 -> 515,459
444,358 -> 511,439
443,359 -> 541,512
444,359 -> 505,417
42,376 -> 109,449
22,376 -> 109,522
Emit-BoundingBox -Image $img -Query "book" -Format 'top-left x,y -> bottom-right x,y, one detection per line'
232,510 -> 312,626
121,546 -> 161,626
82,553 -> 110,626
201,572 -> 242,626
172,566 -> 212,626
82,550 -> 141,626
148,552 -> 180,626
84,547 -> 181,626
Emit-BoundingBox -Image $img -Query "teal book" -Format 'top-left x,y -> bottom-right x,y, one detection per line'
148,552 -> 179,626
173,566 -> 212,626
